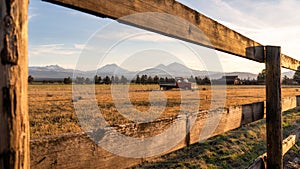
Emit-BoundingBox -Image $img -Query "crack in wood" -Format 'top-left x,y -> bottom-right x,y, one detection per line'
3,87 -> 12,118
1,15 -> 18,65
37,157 -> 46,165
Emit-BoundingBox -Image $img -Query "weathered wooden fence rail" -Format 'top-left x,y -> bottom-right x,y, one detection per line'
30,96 -> 300,169
1,0 -> 300,168
43,0 -> 300,71
248,129 -> 300,169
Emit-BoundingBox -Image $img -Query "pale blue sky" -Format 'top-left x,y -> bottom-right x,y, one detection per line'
28,0 -> 300,73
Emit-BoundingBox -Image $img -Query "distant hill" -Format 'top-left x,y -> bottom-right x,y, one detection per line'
139,62 -> 257,80
29,65 -> 85,80
29,62 -> 258,81
87,64 -> 133,77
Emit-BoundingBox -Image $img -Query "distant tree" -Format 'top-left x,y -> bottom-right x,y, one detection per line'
147,76 -> 153,84
85,77 -> 91,84
120,75 -> 128,84
153,75 -> 159,84
111,76 -> 115,84
98,76 -> 102,84
202,76 -> 211,85
75,77 -> 85,84
94,75 -> 101,84
257,69 -> 266,84
28,75 -> 34,84
282,75 -> 289,85
136,75 -> 141,84
195,77 -> 202,85
159,77 -> 165,83
103,76 -> 111,84
115,75 -> 120,83
110,75 -> 120,84
293,67 -> 300,84
63,77 -> 72,84
188,75 -> 195,82
165,77 -> 169,83
141,75 -> 148,84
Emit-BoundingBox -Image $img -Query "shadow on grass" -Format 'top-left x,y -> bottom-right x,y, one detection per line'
131,110 -> 300,169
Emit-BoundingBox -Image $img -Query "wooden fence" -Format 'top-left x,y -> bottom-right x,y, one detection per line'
1,0 -> 300,168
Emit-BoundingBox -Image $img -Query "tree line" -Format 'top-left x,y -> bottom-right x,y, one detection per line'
28,67 -> 300,85
28,74 -> 212,85
257,68 -> 300,85
61,75 -> 212,85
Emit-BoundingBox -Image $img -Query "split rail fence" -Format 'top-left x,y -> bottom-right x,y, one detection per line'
1,0 -> 300,168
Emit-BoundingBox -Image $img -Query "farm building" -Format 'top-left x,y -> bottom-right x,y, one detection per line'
213,75 -> 241,85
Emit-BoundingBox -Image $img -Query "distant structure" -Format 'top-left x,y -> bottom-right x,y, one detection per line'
214,75 -> 240,85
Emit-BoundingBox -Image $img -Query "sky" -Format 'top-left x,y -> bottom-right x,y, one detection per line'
28,0 -> 300,74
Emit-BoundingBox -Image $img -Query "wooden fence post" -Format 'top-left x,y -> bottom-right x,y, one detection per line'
265,46 -> 282,169
0,0 -> 29,169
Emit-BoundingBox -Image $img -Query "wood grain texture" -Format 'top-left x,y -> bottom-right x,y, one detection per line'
266,46 -> 282,169
282,96 -> 297,112
0,0 -> 29,169
281,54 -> 300,71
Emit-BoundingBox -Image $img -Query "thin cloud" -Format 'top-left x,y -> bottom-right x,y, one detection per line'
178,0 -> 300,59
74,44 -> 85,50
29,44 -> 79,56
28,13 -> 38,20
224,0 -> 300,28
28,7 -> 38,21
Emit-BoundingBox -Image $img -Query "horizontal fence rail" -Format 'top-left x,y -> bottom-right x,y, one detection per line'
30,96 -> 300,169
44,0 -> 300,71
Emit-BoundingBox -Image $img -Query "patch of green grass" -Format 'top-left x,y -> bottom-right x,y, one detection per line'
131,110 -> 300,169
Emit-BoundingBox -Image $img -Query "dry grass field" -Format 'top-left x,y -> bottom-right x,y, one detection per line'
28,84 -> 300,138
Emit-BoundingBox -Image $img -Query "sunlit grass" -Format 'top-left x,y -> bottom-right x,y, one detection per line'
132,110 -> 300,168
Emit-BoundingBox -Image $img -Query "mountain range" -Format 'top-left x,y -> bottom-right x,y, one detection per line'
29,62 -> 294,81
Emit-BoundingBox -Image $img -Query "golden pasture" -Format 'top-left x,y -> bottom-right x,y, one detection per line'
28,84 -> 300,138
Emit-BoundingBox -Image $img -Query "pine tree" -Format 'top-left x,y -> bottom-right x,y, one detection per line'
293,67 -> 300,84
63,77 -> 72,84
85,77 -> 91,84
153,75 -> 159,84
282,75 -> 289,85
94,75 -> 101,84
28,75 -> 34,84
257,69 -> 266,84
202,76 -> 211,85
103,76 -> 111,84
141,75 -> 148,84
136,75 -> 141,84
120,75 -> 128,84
